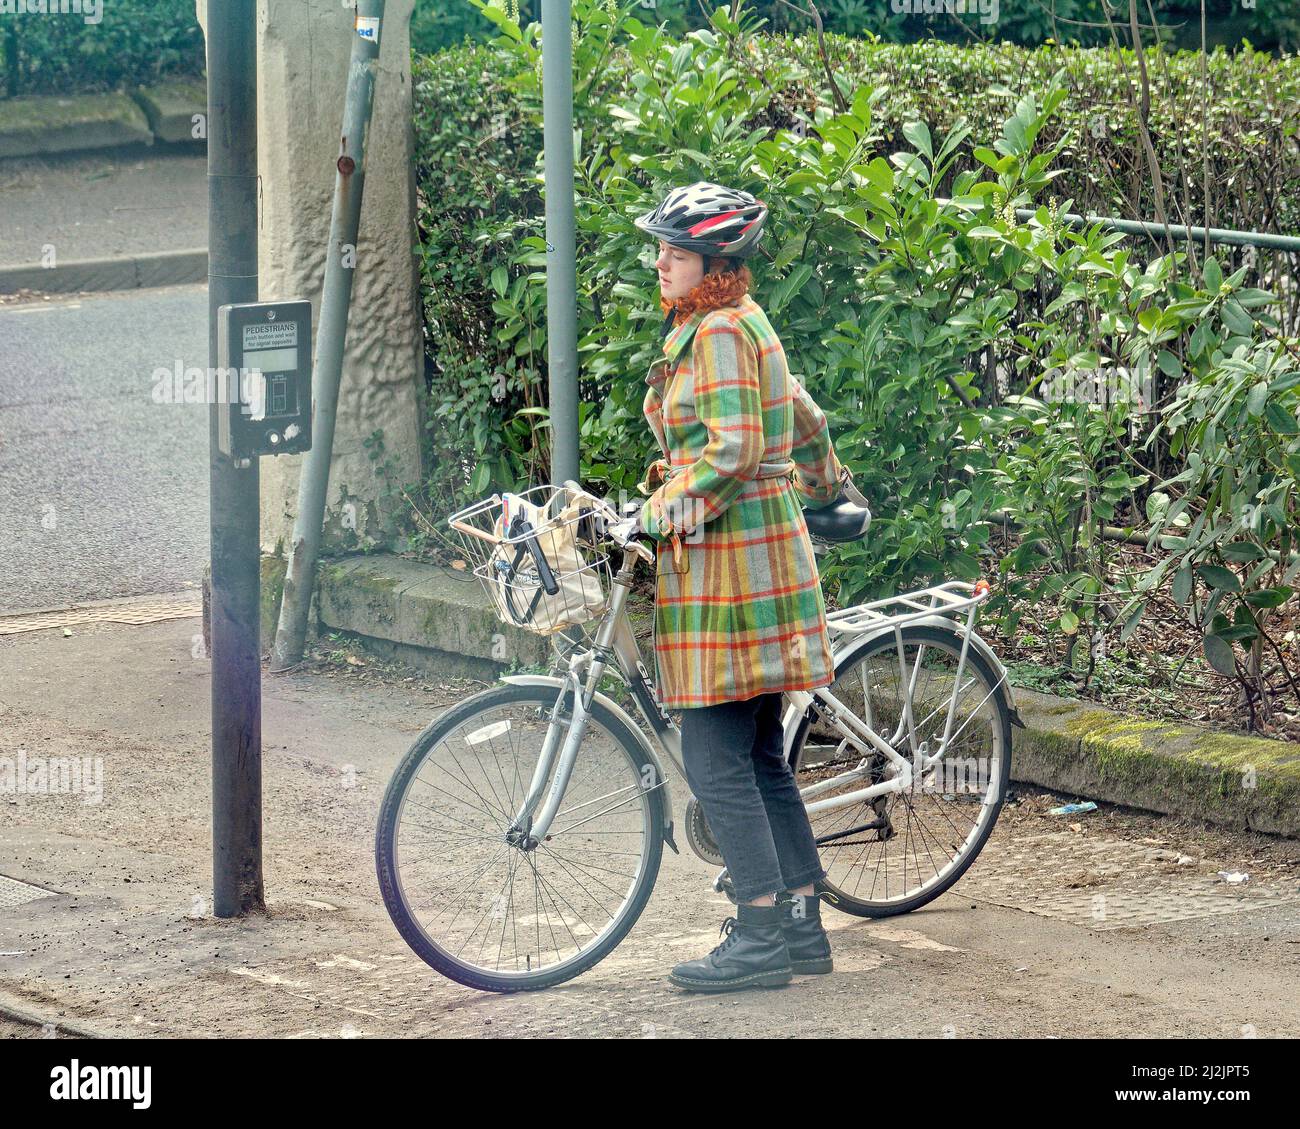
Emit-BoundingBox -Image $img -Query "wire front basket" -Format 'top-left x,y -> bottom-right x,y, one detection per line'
446,484 -> 614,636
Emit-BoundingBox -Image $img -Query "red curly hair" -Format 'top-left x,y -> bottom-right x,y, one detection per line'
660,256 -> 753,323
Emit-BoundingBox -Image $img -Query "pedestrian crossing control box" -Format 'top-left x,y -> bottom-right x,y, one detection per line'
217,300 -> 313,461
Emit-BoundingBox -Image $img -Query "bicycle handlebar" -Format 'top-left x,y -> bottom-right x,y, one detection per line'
562,479 -> 655,565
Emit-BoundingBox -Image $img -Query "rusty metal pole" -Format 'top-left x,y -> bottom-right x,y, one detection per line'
271,0 -> 385,670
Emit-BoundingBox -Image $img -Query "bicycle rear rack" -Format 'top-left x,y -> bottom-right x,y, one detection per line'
824,580 -> 989,640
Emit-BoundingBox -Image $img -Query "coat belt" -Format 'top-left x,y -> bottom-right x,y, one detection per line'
638,458 -> 797,570
659,458 -> 795,482
753,459 -> 796,480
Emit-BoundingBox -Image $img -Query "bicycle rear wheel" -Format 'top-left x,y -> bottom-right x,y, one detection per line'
796,623 -> 1012,917
376,682 -> 665,991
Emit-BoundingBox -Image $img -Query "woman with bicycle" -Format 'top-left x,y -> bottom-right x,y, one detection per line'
629,181 -> 851,991
376,180 -> 1010,995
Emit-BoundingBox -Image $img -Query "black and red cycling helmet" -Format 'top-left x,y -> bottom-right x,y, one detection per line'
634,180 -> 768,260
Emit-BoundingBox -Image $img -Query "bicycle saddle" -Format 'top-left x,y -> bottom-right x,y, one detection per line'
802,493 -> 872,543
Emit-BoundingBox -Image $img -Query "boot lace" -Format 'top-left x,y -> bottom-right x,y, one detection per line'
710,916 -> 741,957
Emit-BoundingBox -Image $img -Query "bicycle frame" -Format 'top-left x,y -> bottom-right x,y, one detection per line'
503,544 -> 1018,853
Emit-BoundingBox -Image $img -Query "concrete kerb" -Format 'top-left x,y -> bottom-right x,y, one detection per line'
1011,691 -> 1300,838
0,85 -> 206,160
315,551 -> 1300,839
315,554 -> 552,677
0,92 -> 151,159
0,248 -> 208,296
132,80 -> 208,144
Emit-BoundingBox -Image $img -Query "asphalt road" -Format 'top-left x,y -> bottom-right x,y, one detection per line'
0,285 -> 209,614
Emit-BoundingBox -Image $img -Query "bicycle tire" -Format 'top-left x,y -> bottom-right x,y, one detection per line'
376,682 -> 665,992
798,622 -> 1013,919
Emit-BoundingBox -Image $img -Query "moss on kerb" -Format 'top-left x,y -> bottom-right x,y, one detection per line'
322,565 -> 398,609
0,93 -> 145,132
320,563 -> 355,590
420,601 -> 499,652
316,564 -> 406,638
1089,738 -> 1197,792
1051,704 -> 1300,811
1014,725 -> 1078,769
135,80 -> 207,115
351,568 -> 400,595
1062,707 -> 1296,768
1190,730 -> 1299,771
1063,709 -> 1171,744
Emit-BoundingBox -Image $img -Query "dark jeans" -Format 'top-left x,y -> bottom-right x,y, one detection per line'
679,691 -> 827,903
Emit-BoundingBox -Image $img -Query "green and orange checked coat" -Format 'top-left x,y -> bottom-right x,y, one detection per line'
636,293 -> 847,709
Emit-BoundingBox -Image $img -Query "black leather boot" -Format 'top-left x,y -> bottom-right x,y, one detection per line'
777,891 -> 833,974
668,902 -> 793,992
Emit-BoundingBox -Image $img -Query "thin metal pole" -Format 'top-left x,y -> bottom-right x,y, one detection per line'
542,0 -> 579,488
1015,208 -> 1300,252
208,0 -> 263,918
271,0 -> 385,670
935,195 -> 1299,252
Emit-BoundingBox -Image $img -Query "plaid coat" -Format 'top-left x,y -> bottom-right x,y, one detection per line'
636,294 -> 846,709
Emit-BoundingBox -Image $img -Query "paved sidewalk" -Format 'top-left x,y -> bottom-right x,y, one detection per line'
1,617 -> 1298,1038
0,286 -> 210,613
0,150 -> 206,272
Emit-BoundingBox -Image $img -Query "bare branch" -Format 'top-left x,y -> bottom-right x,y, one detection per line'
774,0 -> 848,114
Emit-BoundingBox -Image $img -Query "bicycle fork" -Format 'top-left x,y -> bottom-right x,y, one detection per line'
505,548 -> 641,849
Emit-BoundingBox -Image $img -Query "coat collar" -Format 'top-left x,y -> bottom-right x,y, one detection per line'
646,297 -> 753,386
646,311 -> 701,388
663,308 -> 708,363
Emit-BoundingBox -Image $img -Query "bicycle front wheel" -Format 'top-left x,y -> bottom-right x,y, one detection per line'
796,622 -> 1012,918
376,682 -> 665,992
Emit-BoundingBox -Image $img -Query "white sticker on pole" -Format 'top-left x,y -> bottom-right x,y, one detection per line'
356,16 -> 380,45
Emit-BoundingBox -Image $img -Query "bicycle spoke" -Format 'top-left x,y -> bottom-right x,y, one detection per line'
538,841 -> 640,883
804,624 -> 1007,910
383,688 -> 658,986
537,841 -> 628,915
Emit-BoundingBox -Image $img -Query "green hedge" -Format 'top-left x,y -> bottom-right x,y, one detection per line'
410,0 -> 1300,54
411,4 -> 1297,610
764,34 -> 1300,239
0,0 -> 204,98
413,20 -> 1300,380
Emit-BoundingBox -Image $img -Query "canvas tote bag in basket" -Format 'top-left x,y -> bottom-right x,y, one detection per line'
484,491 -> 608,634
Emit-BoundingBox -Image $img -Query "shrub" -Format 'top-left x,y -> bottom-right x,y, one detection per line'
0,0 -> 204,97
414,2 -> 1299,723
409,0 -> 1300,54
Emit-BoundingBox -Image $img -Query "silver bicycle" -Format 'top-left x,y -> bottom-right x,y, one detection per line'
376,480 -> 1024,992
